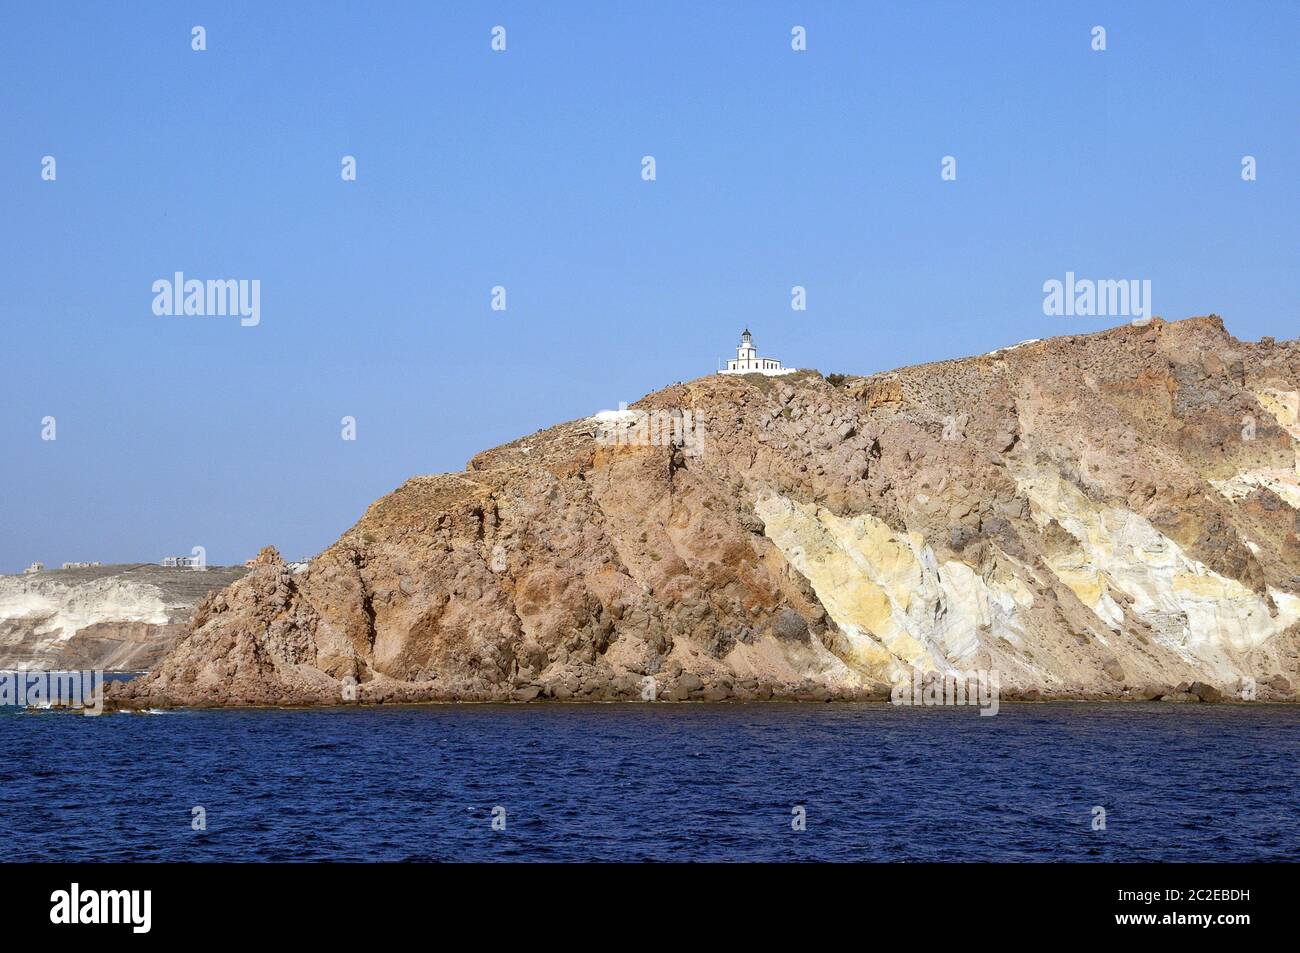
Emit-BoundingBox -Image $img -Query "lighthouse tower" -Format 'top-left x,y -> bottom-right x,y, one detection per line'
719,329 -> 794,376
736,329 -> 757,365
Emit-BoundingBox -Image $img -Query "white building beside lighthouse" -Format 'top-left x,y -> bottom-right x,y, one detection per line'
719,329 -> 794,376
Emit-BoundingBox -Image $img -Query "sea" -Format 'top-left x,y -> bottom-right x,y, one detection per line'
3,697 -> 1296,861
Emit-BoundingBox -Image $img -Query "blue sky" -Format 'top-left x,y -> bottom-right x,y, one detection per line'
2,2 -> 1296,571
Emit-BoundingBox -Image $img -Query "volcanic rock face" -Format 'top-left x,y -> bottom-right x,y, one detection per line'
0,565 -> 247,671
114,317 -> 1300,706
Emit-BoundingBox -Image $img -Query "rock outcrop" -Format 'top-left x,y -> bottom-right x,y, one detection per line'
113,317 -> 1300,706
0,565 -> 248,671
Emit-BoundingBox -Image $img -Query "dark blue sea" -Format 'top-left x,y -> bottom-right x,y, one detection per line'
3,702 -> 1296,861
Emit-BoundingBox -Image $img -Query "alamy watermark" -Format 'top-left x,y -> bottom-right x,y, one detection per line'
891,668 -> 1000,716
152,272 -> 260,327
2,670 -> 104,716
161,546 -> 206,570
1042,271 -> 1152,325
594,404 -> 706,457
50,883 -> 150,933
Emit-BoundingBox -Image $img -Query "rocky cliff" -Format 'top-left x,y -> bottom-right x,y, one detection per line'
0,565 -> 247,671
113,316 -> 1300,706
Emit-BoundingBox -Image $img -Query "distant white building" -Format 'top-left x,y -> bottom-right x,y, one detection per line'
161,555 -> 203,568
61,561 -> 101,569
719,329 -> 795,376
23,562 -> 44,574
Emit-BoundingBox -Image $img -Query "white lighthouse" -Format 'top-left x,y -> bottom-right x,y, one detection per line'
719,329 -> 794,376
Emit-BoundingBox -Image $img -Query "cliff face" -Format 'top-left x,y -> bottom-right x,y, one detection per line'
0,565 -> 248,671
114,317 -> 1300,706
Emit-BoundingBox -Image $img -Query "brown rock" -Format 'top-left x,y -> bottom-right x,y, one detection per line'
677,672 -> 704,695
1189,681 -> 1223,703
108,316 -> 1300,709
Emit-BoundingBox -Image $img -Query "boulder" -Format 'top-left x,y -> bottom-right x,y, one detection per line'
1189,681 -> 1223,703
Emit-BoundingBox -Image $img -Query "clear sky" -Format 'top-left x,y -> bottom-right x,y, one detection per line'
2,2 -> 1297,571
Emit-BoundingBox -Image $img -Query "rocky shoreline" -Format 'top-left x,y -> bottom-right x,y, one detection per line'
105,672 -> 1295,711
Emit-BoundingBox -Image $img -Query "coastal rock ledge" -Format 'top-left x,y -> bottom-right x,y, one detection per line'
111,318 -> 1300,708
